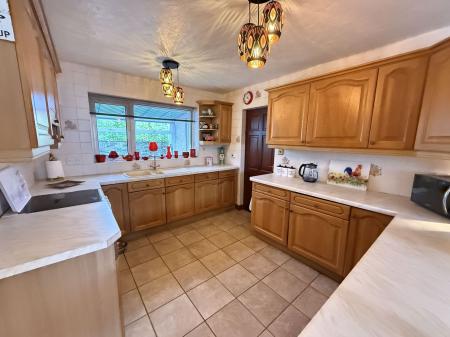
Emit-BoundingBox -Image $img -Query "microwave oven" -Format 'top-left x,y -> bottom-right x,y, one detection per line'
411,174 -> 450,218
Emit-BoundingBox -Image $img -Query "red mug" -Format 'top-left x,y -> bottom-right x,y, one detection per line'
95,154 -> 106,163
182,151 -> 189,158
134,151 -> 140,160
190,148 -> 196,158
174,151 -> 179,159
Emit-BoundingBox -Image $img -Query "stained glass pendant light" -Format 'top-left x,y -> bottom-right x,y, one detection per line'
247,4 -> 269,69
238,2 -> 255,62
159,67 -> 173,97
263,0 -> 283,45
173,67 -> 184,105
160,59 -> 184,104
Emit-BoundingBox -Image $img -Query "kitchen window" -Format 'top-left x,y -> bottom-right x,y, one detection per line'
89,94 -> 195,157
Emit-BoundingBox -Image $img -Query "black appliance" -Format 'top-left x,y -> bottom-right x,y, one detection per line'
299,163 -> 319,183
411,174 -> 450,218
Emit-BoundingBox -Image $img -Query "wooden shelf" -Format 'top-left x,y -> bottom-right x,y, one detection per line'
199,115 -> 216,118
200,129 -> 218,131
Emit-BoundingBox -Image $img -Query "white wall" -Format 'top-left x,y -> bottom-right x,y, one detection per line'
54,62 -> 226,177
224,27 -> 450,202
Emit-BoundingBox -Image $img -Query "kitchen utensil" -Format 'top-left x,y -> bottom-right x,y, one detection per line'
299,163 -> 319,183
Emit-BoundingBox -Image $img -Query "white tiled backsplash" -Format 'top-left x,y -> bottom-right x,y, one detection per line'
53,61 -> 227,177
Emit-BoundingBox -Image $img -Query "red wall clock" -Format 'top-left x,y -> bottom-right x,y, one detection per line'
243,91 -> 253,105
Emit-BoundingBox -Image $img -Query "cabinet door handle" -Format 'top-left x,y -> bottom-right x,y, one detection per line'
443,187 -> 450,216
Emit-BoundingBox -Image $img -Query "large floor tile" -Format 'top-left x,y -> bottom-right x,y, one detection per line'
153,237 -> 184,255
173,260 -> 213,291
208,232 -> 237,248
170,224 -> 193,236
161,247 -> 196,271
222,241 -> 255,262
259,246 -> 291,266
207,300 -> 264,337
227,226 -> 251,240
127,237 -> 150,251
131,257 -> 170,286
217,264 -> 258,296
185,323 -> 214,337
118,268 -> 136,295
117,254 -> 129,271
200,250 -> 236,275
240,235 -> 268,251
238,282 -> 289,327
240,253 -> 277,279
125,245 -> 158,267
187,239 -> 218,259
293,286 -> 328,319
268,306 -> 309,337
125,316 -> 156,337
310,274 -> 339,297
187,278 -> 234,319
197,224 -> 222,238
263,268 -> 308,302
139,273 -> 184,312
147,230 -> 174,243
150,295 -> 203,337
259,330 -> 274,337
120,289 -> 146,326
177,230 -> 205,245
281,259 -> 319,284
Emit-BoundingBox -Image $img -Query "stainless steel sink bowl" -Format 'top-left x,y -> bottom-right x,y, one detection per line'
123,170 -> 164,177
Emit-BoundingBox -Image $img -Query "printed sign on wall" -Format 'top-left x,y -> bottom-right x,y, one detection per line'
0,0 -> 15,41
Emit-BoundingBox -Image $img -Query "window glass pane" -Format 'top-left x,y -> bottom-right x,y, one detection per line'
96,115 -> 128,155
134,104 -> 192,121
94,102 -> 126,116
135,118 -> 192,157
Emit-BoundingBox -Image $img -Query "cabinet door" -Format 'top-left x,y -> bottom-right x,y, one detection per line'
218,176 -> 236,208
415,43 -> 450,152
288,204 -> 349,275
165,183 -> 195,223
102,184 -> 130,234
344,208 -> 392,275
129,188 -> 166,232
40,45 -> 59,140
219,104 -> 232,143
251,191 -> 289,245
306,69 -> 378,148
195,180 -> 219,214
369,57 -> 428,150
11,0 -> 53,147
267,84 -> 310,146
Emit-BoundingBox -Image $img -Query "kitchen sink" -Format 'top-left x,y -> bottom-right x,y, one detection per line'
124,169 -> 164,177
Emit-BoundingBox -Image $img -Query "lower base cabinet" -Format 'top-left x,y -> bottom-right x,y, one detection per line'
195,179 -> 219,214
218,176 -> 236,208
288,204 -> 349,275
102,183 -> 130,234
129,188 -> 166,231
343,208 -> 393,275
165,183 -> 195,222
251,191 -> 289,245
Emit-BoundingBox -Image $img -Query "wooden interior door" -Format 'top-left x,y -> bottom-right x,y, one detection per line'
415,42 -> 450,152
369,57 -> 428,150
244,107 -> 274,210
306,69 -> 378,148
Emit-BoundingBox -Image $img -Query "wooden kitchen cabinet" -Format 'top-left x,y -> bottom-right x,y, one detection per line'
306,68 -> 378,148
267,84 -> 310,146
344,208 -> 393,275
218,175 -> 236,208
288,204 -> 349,275
369,57 -> 428,150
166,183 -> 195,222
195,179 -> 219,214
219,103 -> 233,143
102,184 -> 130,234
251,191 -> 289,245
0,0 -> 62,159
415,41 -> 450,152
129,188 -> 166,231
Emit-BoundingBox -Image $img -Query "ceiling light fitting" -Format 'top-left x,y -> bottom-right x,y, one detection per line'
159,59 -> 184,104
237,0 -> 284,69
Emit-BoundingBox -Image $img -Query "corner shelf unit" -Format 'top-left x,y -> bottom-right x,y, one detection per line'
197,100 -> 233,145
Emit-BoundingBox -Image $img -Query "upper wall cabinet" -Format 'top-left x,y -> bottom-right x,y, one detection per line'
0,0 -> 61,161
415,42 -> 450,152
306,69 -> 378,148
197,100 -> 233,145
267,84 -> 310,146
369,57 -> 428,150
219,103 -> 233,143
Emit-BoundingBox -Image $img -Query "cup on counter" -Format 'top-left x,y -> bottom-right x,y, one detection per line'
275,165 -> 283,176
288,166 -> 296,178
282,166 -> 289,177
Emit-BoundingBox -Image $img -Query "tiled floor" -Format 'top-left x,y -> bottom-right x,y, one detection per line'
117,210 -> 339,337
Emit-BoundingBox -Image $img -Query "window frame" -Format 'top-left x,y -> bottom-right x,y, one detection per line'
89,93 -> 196,156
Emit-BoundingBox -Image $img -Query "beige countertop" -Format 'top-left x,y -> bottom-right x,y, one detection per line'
0,165 -> 238,280
250,174 -> 450,337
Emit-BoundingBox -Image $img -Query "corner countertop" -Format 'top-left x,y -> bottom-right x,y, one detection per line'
250,174 -> 450,337
0,165 -> 238,280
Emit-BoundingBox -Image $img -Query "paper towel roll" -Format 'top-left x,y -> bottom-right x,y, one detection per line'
46,161 -> 65,180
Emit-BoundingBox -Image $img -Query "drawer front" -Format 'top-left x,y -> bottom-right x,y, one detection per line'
290,193 -> 350,220
165,175 -> 195,187
195,172 -> 219,182
128,179 -> 165,192
253,183 -> 290,201
219,169 -> 237,178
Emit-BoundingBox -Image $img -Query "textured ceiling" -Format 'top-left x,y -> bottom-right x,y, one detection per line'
41,0 -> 450,93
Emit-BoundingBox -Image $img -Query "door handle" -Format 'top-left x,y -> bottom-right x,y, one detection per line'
443,187 -> 450,216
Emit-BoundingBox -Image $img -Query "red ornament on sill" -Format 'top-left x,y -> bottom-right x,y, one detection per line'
149,142 -> 158,152
166,146 -> 172,159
